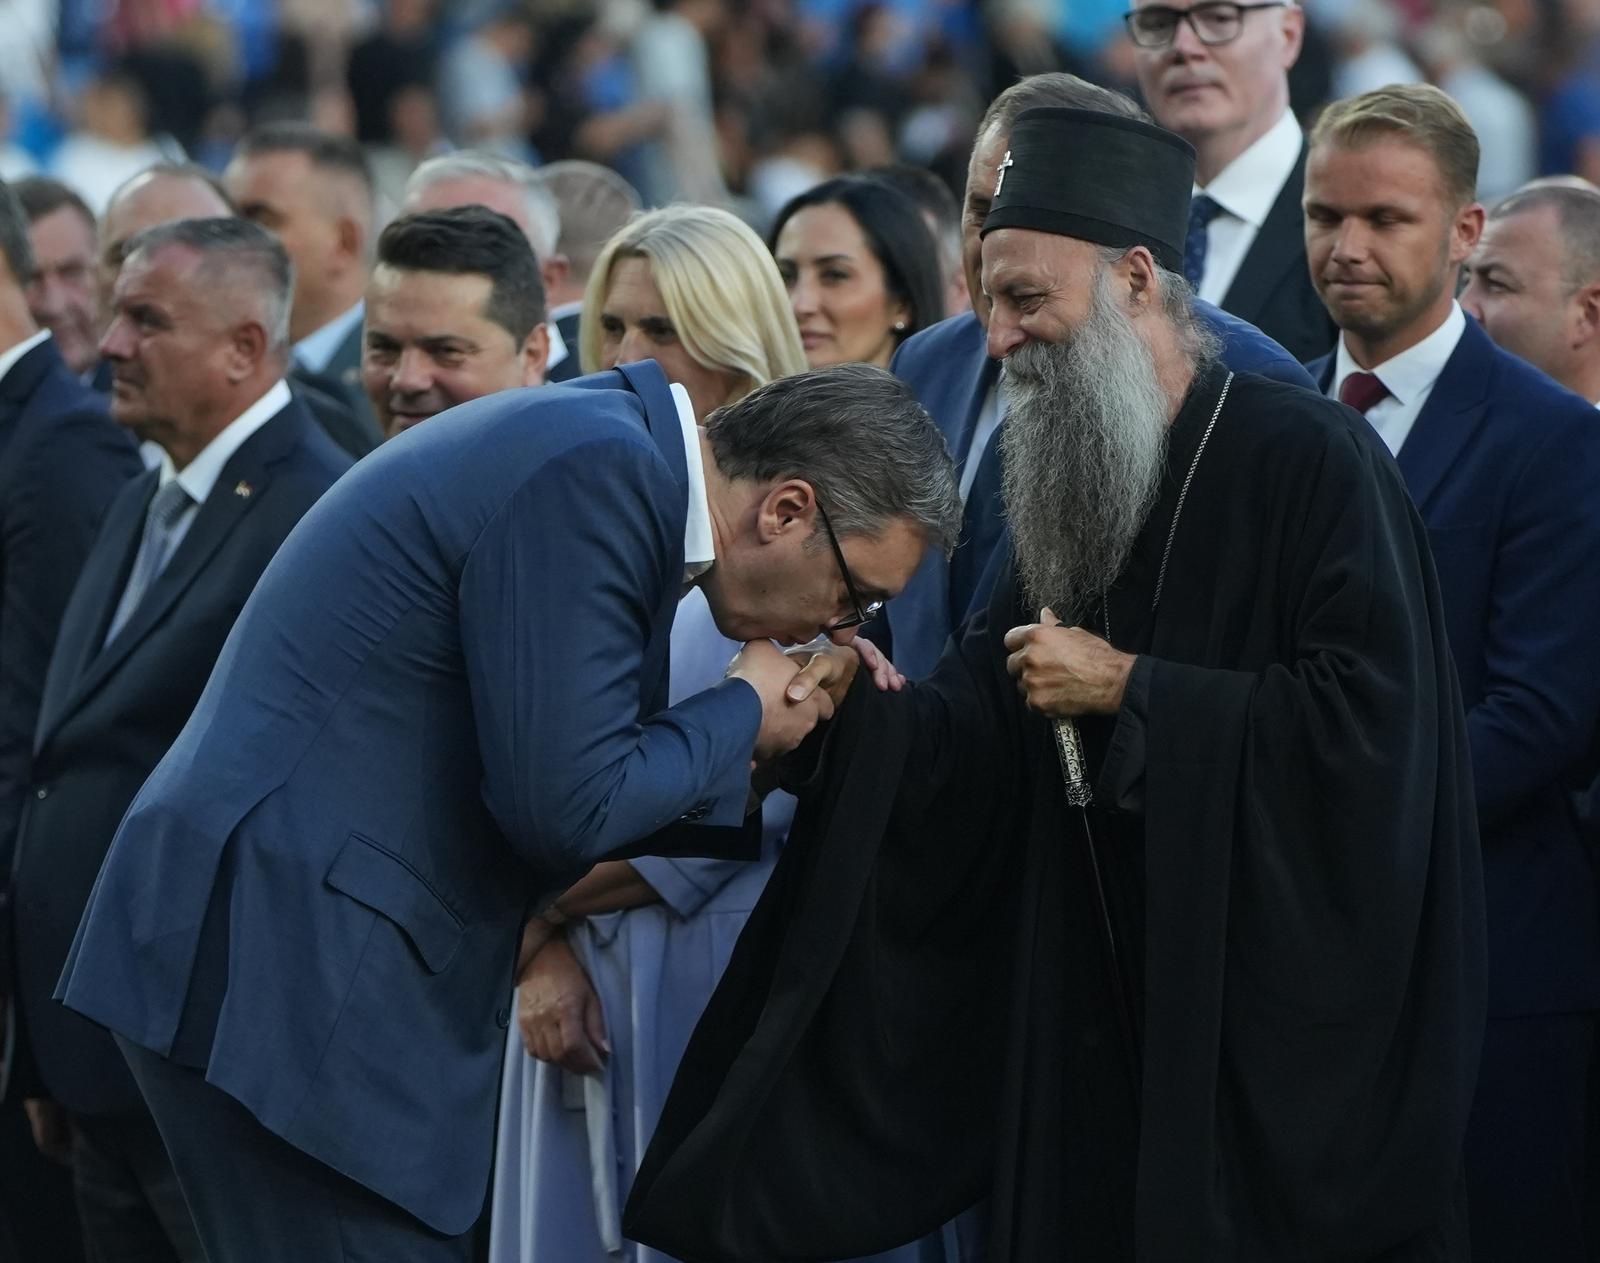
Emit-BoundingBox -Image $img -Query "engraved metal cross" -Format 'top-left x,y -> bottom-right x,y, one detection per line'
994,151 -> 1014,197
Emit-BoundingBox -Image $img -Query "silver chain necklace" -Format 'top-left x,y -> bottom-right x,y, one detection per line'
1102,371 -> 1233,646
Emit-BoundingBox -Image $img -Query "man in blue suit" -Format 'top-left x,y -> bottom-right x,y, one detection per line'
0,178 -> 137,1263
1304,85 -> 1600,1262
885,73 -> 1317,678
57,354 -> 961,1259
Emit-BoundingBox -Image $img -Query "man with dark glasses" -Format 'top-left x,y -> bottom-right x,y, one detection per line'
1129,0 -> 1338,361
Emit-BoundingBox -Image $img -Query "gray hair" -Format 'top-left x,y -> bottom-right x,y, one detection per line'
1491,184 -> 1600,292
0,179 -> 34,286
977,73 -> 1147,143
124,217 -> 293,354
533,160 -> 641,284
705,363 -> 962,556
405,151 -> 561,262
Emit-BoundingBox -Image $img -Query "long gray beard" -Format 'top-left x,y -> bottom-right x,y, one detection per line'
999,275 -> 1171,623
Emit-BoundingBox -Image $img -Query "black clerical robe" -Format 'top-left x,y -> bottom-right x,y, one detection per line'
626,365 -> 1486,1262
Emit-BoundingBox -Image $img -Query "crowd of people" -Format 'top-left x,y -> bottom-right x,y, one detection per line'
0,0 -> 1596,1261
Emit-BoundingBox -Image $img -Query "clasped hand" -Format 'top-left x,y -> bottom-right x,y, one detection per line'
1004,608 -> 1136,718
727,637 -> 904,762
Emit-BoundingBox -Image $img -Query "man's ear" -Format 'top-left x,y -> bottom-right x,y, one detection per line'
1449,202 -> 1486,267
756,479 -> 817,543
521,322 -> 551,384
1573,281 -> 1600,350
335,215 -> 366,274
230,319 -> 270,382
1121,245 -> 1159,312
541,254 -> 571,300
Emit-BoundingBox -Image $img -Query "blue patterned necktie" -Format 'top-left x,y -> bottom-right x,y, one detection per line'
1184,194 -> 1223,289
104,479 -> 192,645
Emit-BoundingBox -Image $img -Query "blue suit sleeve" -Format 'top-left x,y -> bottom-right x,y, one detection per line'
1467,413 -> 1600,825
457,436 -> 762,871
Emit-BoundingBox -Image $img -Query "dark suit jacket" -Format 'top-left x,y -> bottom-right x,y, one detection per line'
1217,145 -> 1338,365
316,316 -> 382,443
1309,318 -> 1600,1018
0,337 -> 140,878
547,307 -> 583,383
57,362 -> 762,1229
882,305 -> 1318,677
288,368 -> 380,460
8,398 -> 350,1114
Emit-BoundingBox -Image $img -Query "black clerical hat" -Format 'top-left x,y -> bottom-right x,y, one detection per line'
981,107 -> 1197,275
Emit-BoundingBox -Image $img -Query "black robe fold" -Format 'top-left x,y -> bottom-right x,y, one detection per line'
626,367 -> 1486,1262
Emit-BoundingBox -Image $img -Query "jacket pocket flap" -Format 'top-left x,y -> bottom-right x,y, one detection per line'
326,833 -> 464,973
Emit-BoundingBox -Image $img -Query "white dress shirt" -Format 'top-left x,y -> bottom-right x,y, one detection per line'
293,302 -> 365,376
156,379 -> 294,556
1328,302 -> 1467,456
0,328 -> 51,386
1193,109 -> 1303,306
671,381 -> 715,584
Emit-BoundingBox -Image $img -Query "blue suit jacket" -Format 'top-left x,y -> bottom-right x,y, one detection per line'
0,338 -> 139,878
883,304 -> 1317,677
1310,317 -> 1600,1017
10,398 -> 349,1115
58,362 -> 762,1233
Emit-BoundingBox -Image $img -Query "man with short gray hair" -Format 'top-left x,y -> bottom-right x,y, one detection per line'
7,215 -> 349,1260
1463,183 -> 1600,404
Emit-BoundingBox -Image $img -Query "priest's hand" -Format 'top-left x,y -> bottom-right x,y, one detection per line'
518,933 -> 609,1074
728,641 -> 837,761
1004,609 -> 1136,718
783,634 -> 905,709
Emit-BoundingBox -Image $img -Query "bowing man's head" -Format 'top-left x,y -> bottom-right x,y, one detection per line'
99,217 -> 291,469
362,206 -> 549,440
695,364 -> 961,648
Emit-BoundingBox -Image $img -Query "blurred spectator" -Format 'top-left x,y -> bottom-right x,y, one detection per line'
225,123 -> 383,443
1539,19 -> 1600,184
1463,183 -> 1600,403
437,5 -> 536,161
632,0 -> 729,205
50,71 -> 178,215
869,162 -> 968,316
1417,21 -> 1536,201
533,158 -> 642,341
14,177 -> 100,376
361,206 -> 548,438
769,175 -> 943,368
1326,0 -> 1422,99
347,0 -> 438,147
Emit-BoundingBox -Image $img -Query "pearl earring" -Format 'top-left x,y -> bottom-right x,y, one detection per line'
894,320 -> 907,331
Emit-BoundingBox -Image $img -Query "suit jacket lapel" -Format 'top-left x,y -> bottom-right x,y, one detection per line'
34,471 -> 154,752
1221,146 -> 1308,326
1394,318 -> 1493,512
61,406 -> 301,718
615,359 -> 689,496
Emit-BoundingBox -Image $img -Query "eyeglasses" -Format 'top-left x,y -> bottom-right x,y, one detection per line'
815,494 -> 884,633
1124,1 -> 1286,47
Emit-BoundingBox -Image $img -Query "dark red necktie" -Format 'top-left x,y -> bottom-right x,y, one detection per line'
1338,371 -> 1390,415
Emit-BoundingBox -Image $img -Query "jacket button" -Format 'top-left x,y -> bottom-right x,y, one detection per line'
495,1007 -> 511,1029
34,786 -> 47,800
678,803 -> 709,823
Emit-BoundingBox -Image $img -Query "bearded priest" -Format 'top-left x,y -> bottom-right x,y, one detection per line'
625,106 -> 1486,1263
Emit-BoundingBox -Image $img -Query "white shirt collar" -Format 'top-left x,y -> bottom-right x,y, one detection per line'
161,379 -> 293,504
293,301 -> 364,375
1332,303 -> 1466,408
1198,109 -> 1302,229
545,318 -> 569,372
0,329 -> 52,386
549,298 -> 583,322
670,381 -> 715,581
